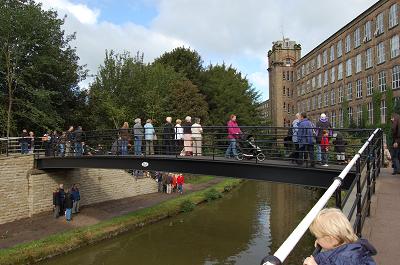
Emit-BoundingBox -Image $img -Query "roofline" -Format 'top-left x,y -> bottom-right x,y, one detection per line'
296,0 -> 387,65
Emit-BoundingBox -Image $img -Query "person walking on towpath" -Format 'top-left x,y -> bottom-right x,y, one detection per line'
177,173 -> 184,194
225,114 -> 241,159
391,113 -> 400,175
64,189 -> 73,222
52,187 -> 60,218
71,184 -> 80,214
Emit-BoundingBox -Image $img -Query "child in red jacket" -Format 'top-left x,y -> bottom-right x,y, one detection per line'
320,130 -> 329,167
177,174 -> 184,194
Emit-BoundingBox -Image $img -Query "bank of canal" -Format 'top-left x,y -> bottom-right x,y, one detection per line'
40,181 -> 318,265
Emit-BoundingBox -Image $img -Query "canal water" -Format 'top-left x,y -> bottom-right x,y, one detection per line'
41,181 -> 318,265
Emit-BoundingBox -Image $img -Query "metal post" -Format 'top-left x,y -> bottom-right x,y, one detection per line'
356,158 -> 362,237
366,145 -> 371,216
335,188 -> 342,209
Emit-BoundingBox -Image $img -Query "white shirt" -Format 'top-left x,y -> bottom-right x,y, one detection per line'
191,123 -> 203,138
175,124 -> 184,140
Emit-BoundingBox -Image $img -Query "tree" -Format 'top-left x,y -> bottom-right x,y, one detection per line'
0,0 -> 86,136
342,98 -> 349,128
372,89 -> 382,126
155,47 -> 203,87
386,86 -> 394,124
201,64 -> 261,126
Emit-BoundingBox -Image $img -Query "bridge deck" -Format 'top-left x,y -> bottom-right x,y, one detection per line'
35,155 -> 356,189
365,168 -> 400,265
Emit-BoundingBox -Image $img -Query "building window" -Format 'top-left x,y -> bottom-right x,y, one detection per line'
347,82 -> 353,101
389,4 -> 398,29
378,71 -> 387,92
318,73 -> 322,88
337,40 -> 342,58
356,79 -> 362,99
338,63 -> 343,80
306,63 -> 310,75
339,86 -> 344,103
364,21 -> 372,42
348,107 -> 353,123
323,50 -> 328,65
307,80 -> 311,93
283,86 -> 286,95
283,72 -> 286,80
318,94 -> 322,108
391,35 -> 400,59
324,70 -> 328,86
339,108 -> 343,128
331,67 -> 335,83
380,100 -> 386,124
346,58 -> 352,77
308,98 -> 311,111
377,42 -> 385,64
302,65 -> 305,76
312,77 -> 316,90
376,12 -> 384,35
356,105 -> 363,126
366,75 -> 373,96
331,111 -> 336,128
393,65 -> 400,90
368,102 -> 373,125
330,45 -> 335,62
365,48 -> 373,69
324,92 -> 329,107
355,54 -> 362,73
345,34 -> 351,53
312,96 -> 316,110
283,102 -> 286,110
331,89 -> 335,106
317,54 -> 321,69
354,28 -> 361,48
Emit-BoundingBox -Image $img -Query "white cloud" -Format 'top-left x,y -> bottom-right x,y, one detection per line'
248,72 -> 269,98
40,0 -> 100,25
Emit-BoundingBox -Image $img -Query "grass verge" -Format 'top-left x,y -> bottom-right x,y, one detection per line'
0,178 -> 242,265
185,175 -> 215,184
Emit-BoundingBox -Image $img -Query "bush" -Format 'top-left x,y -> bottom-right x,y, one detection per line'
180,200 -> 195,212
224,185 -> 233,192
205,188 -> 222,202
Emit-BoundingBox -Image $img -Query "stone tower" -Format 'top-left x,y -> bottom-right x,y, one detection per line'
267,38 -> 301,127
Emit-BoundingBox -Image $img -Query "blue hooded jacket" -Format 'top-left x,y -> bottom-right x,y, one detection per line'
298,118 -> 315,146
314,239 -> 377,265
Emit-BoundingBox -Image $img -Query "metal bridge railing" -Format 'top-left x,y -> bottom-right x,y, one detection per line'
260,128 -> 383,265
15,126 -> 375,167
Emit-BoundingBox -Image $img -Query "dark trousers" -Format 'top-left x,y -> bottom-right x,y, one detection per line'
300,144 -> 315,166
393,147 -> 400,173
164,139 -> 174,155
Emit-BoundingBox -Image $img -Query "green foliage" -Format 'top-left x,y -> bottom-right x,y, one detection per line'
372,89 -> 382,126
185,175 -> 214,184
342,98 -> 349,128
386,86 -> 394,124
201,64 -> 261,126
0,0 -> 86,136
362,104 -> 368,127
180,200 -> 195,212
204,188 -> 222,202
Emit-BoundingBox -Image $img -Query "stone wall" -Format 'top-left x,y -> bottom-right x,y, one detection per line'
0,155 -> 157,224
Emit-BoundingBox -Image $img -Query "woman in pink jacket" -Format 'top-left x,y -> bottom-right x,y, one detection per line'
225,114 -> 241,159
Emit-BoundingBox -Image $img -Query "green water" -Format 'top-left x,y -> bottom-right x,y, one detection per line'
40,181 -> 317,265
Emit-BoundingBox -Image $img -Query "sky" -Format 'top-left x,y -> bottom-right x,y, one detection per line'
37,0 -> 378,101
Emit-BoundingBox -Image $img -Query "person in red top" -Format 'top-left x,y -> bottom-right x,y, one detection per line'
172,174 -> 178,192
177,173 -> 184,194
225,114 -> 242,159
320,130 -> 330,167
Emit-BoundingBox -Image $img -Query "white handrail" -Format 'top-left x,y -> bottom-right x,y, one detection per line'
263,128 -> 380,265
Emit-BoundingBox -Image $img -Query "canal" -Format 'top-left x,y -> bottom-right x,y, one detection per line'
40,180 -> 318,265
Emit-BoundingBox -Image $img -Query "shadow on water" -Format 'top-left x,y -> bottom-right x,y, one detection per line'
40,181 -> 318,265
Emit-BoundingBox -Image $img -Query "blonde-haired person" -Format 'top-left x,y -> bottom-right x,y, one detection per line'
303,208 -> 376,265
191,118 -> 203,156
175,119 -> 184,155
182,116 -> 193,156
133,118 -> 144,156
144,119 -> 155,155
119,122 -> 130,155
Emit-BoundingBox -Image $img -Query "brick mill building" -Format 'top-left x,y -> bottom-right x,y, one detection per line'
267,0 -> 399,127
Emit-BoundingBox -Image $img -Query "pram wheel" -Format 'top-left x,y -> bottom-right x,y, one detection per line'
256,153 -> 266,162
236,153 -> 244,160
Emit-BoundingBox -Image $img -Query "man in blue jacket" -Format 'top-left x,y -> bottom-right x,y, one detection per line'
298,112 -> 315,167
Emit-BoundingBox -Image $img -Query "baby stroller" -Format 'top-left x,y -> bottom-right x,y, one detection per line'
236,134 -> 266,161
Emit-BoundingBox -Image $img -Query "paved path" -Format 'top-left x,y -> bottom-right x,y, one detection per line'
364,168 -> 400,265
0,178 -> 223,249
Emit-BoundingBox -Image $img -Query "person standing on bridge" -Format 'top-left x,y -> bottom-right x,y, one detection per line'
391,113 -> 400,175
182,116 -> 193,156
19,129 -> 30,154
74,126 -> 84,157
175,119 -> 184,155
65,126 -> 74,156
291,113 -> 301,164
303,208 -> 377,265
144,119 -> 155,155
191,118 -> 203,156
225,114 -> 241,159
163,117 -> 175,155
119,122 -> 130,155
298,112 -> 315,167
315,113 -> 332,164
133,118 -> 144,156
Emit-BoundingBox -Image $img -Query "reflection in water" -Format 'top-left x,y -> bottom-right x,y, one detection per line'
41,181 -> 317,265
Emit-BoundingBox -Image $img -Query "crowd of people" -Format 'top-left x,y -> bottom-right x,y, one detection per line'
155,172 -> 185,194
52,183 -> 81,222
